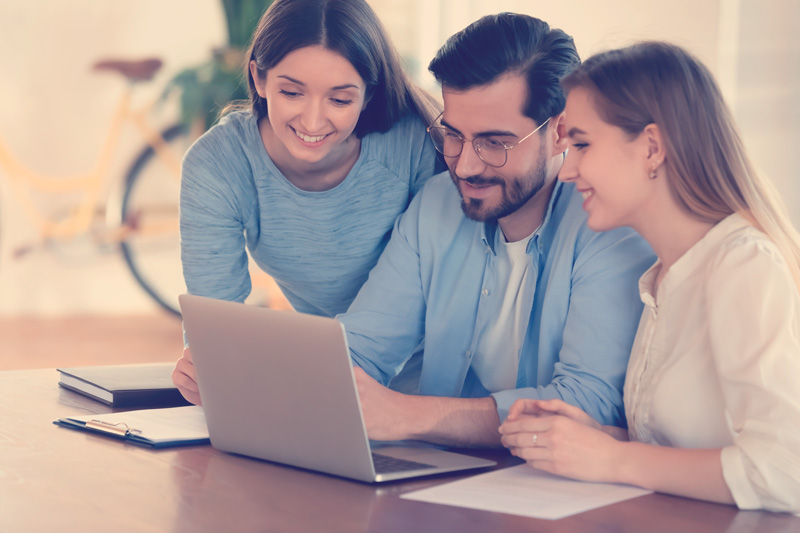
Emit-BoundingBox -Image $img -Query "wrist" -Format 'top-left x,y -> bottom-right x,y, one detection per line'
608,439 -> 636,485
401,394 -> 435,440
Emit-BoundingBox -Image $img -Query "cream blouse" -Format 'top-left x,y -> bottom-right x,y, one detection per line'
624,213 -> 800,513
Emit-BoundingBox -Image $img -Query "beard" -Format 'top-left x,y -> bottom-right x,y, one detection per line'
450,145 -> 548,223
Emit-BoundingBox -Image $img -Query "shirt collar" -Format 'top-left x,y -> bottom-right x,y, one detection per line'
638,212 -> 752,304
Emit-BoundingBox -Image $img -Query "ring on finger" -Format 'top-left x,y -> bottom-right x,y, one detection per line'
532,433 -> 539,446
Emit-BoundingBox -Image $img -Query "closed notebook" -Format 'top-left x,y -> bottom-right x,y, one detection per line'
57,362 -> 191,408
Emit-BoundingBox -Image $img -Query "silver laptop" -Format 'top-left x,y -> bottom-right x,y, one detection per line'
180,294 -> 495,483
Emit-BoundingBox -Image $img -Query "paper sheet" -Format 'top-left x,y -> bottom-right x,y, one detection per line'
401,464 -> 652,520
66,406 -> 209,443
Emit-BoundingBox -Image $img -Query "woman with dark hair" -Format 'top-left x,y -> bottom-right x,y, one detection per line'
173,0 -> 442,404
499,41 -> 800,513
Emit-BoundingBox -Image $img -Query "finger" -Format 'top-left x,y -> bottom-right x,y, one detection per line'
536,398 -> 586,419
501,429 -> 550,450
507,399 -> 539,419
172,369 -> 197,393
183,346 -> 194,363
510,443 -> 552,462
499,415 -> 554,435
507,399 -> 555,419
177,386 -> 202,406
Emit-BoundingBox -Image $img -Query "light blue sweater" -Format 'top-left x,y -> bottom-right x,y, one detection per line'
180,110 -> 440,316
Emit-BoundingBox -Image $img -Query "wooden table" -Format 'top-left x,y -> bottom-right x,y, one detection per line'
2,369 -> 798,532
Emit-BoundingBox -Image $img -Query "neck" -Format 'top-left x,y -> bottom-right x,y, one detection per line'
633,196 -> 716,274
497,154 -> 563,242
497,177 -> 557,242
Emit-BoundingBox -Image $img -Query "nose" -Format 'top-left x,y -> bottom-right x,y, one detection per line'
299,99 -> 326,133
558,148 -> 578,183
451,141 -> 487,179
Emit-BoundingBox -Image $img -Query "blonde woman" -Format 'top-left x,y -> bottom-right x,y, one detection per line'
499,41 -> 800,513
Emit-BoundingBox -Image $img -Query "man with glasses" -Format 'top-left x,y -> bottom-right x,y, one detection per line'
339,13 -> 654,446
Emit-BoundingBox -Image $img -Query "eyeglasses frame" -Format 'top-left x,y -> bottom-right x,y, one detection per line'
426,113 -> 552,168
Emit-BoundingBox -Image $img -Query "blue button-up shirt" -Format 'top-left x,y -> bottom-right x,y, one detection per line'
340,173 -> 654,426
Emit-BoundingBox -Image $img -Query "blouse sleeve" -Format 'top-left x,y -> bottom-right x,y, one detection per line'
180,135 -> 252,305
706,236 -> 800,513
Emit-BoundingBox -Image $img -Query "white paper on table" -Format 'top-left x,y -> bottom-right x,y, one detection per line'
401,464 -> 653,520
65,405 -> 208,443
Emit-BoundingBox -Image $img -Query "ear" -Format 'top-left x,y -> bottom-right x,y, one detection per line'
361,89 -> 372,111
551,111 -> 569,156
249,60 -> 266,98
642,123 -> 666,170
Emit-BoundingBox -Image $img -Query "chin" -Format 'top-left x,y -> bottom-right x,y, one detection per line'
586,216 -> 620,233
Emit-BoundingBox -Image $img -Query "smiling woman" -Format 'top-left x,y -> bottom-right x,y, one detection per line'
173,0 -> 444,405
252,45 -> 368,191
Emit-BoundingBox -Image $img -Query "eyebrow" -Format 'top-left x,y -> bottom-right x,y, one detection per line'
276,75 -> 359,91
567,127 -> 588,137
440,118 -> 518,138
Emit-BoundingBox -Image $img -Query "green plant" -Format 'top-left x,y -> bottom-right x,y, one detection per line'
165,0 -> 272,132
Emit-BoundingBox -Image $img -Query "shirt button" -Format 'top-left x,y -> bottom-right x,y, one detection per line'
481,288 -> 489,296
465,351 -> 471,358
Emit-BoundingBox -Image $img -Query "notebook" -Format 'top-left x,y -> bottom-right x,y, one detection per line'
57,363 -> 191,408
179,294 -> 495,483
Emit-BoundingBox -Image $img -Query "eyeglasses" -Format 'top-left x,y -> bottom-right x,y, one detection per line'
427,113 -> 551,168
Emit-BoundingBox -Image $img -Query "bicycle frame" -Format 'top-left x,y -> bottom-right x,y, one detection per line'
0,85 -> 182,244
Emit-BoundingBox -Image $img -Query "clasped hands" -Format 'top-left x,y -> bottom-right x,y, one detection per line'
498,398 -> 626,483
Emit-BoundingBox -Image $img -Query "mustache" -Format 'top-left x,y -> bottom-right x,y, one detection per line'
452,173 -> 504,188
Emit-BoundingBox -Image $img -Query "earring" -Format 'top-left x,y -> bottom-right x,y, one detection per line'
649,160 -> 662,179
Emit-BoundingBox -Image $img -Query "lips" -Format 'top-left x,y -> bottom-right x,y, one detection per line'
578,188 -> 594,210
292,127 -> 329,144
458,178 -> 502,200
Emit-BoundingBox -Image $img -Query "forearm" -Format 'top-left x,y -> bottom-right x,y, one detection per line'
615,442 -> 734,505
403,395 -> 503,448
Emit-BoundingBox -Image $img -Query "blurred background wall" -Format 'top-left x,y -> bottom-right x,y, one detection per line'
0,0 -> 796,316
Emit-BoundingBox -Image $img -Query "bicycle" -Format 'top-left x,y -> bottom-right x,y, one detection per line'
0,57 -> 287,317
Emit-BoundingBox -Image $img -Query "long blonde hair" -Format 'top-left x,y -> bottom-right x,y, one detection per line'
562,41 -> 800,287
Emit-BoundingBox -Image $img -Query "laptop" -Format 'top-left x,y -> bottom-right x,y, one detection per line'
179,294 -> 495,483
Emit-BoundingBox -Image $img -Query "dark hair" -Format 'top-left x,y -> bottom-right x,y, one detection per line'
428,13 -> 579,126
245,0 -> 439,136
562,41 -> 800,286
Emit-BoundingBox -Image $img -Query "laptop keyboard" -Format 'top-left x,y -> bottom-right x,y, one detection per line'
372,452 -> 435,474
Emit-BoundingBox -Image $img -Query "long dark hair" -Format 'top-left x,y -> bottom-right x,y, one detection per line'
244,0 -> 439,136
562,41 -> 800,286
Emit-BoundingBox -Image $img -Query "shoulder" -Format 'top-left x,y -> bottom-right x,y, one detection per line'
397,172 -> 466,235
183,111 -> 256,173
362,112 -> 428,161
708,218 -> 790,280
369,112 -> 428,141
414,172 -> 461,210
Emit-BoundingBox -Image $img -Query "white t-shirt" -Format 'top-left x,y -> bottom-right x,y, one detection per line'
624,213 -> 800,513
471,231 -> 533,392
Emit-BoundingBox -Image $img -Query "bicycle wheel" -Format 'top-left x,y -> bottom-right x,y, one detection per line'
116,124 -> 191,317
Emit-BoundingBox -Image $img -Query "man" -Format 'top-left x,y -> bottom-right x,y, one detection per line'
341,13 -> 654,447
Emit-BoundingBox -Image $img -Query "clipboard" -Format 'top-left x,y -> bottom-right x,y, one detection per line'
53,406 -> 211,449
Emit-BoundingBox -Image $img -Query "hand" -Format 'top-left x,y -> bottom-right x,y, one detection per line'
507,398 -> 602,430
353,367 -> 411,441
499,413 -> 623,483
172,347 -> 202,406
